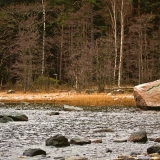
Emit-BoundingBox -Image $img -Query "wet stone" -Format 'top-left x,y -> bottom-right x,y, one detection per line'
147,145 -> 160,154
45,134 -> 70,147
23,148 -> 46,157
0,115 -> 13,123
70,136 -> 91,145
128,130 -> 148,143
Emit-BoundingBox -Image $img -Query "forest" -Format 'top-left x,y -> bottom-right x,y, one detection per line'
0,0 -> 160,92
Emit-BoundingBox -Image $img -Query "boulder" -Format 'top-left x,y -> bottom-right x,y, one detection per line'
0,116 -> 13,123
0,114 -> 28,122
128,130 -> 148,143
70,136 -> 91,145
8,114 -> 28,121
133,80 -> 160,110
45,134 -> 70,147
63,105 -> 83,111
23,148 -> 46,157
147,145 -> 160,154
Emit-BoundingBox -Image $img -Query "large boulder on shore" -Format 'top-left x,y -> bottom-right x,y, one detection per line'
133,80 -> 160,110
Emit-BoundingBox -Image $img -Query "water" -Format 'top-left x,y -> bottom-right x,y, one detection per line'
0,105 -> 160,160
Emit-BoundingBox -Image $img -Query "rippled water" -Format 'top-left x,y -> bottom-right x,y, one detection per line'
0,105 -> 160,160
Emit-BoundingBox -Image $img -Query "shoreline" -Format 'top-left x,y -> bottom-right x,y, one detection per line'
0,91 -> 136,107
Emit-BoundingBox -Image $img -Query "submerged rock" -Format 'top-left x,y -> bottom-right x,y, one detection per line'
147,145 -> 160,154
0,115 -> 13,123
128,130 -> 148,143
70,136 -> 91,145
0,114 -> 28,122
8,114 -> 28,121
45,134 -> 70,147
23,148 -> 46,157
133,80 -> 160,110
63,105 -> 83,111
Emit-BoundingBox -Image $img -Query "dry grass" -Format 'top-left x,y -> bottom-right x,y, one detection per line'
0,91 -> 135,107
54,93 -> 135,107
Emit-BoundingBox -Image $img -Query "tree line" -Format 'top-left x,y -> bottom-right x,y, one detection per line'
0,0 -> 160,92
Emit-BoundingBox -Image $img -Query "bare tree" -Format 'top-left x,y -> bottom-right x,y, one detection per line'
42,0 -> 46,76
8,4 -> 41,92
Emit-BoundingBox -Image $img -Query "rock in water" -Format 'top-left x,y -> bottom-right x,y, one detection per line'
70,136 -> 91,145
8,114 -> 28,121
133,80 -> 160,110
63,105 -> 83,111
147,145 -> 160,154
128,130 -> 148,143
45,134 -> 70,147
23,148 -> 46,157
0,116 -> 13,123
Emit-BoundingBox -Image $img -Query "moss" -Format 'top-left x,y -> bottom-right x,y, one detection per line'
147,84 -> 160,92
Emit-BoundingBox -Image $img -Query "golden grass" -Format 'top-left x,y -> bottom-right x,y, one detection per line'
54,94 -> 136,107
0,92 -> 136,107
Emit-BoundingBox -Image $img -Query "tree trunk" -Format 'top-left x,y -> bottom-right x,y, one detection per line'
113,0 -> 118,86
118,0 -> 124,87
59,24 -> 64,81
42,0 -> 46,76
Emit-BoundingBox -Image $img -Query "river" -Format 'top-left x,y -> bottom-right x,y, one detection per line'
0,105 -> 160,160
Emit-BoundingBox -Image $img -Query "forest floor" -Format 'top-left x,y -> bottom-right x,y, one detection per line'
0,91 -> 136,107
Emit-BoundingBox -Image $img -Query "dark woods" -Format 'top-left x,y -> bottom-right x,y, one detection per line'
0,0 -> 160,92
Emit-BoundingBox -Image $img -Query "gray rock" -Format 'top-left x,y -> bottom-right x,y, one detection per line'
154,138 -> 160,142
63,105 -> 83,111
7,114 -> 28,121
128,130 -> 148,143
45,134 -> 70,147
133,80 -> 160,109
147,145 -> 160,154
7,89 -> 15,94
23,148 -> 46,157
0,116 -> 13,123
112,89 -> 124,94
70,136 -> 91,145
